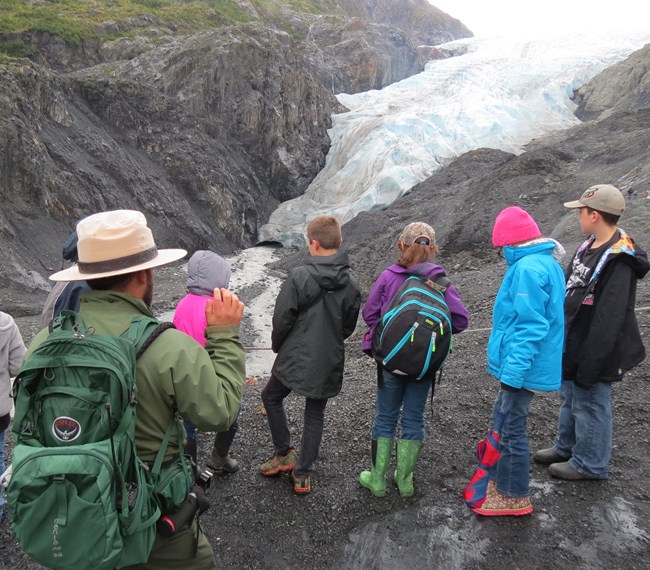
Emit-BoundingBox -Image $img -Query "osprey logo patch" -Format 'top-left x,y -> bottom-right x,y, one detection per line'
52,417 -> 81,442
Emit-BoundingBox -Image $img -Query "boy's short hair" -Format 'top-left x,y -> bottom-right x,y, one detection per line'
307,215 -> 342,250
586,207 -> 620,227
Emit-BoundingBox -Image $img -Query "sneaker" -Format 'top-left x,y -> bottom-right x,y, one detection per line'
533,447 -> 569,465
259,448 -> 297,476
472,485 -> 533,517
292,470 -> 311,494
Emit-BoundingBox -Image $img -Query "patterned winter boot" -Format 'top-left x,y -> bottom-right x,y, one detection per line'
359,437 -> 393,497
393,439 -> 422,498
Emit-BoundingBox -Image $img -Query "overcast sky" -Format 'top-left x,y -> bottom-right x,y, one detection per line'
430,1 -> 650,37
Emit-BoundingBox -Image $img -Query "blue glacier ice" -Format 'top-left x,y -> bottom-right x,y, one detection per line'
259,31 -> 650,246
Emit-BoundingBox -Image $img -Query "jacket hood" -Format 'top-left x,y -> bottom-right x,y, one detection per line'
0,311 -> 16,333
386,261 -> 448,281
503,240 -> 557,266
577,230 -> 649,283
305,251 -> 352,291
187,250 -> 231,296
62,229 -> 79,262
611,235 -> 649,279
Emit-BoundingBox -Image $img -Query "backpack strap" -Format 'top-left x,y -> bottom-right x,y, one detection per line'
122,316 -> 176,357
431,275 -> 451,290
123,316 -> 180,468
150,414 -> 186,479
123,318 -> 191,515
48,310 -> 87,334
408,269 -> 451,292
136,322 -> 176,358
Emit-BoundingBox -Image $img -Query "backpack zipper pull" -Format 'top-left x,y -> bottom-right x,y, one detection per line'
409,322 -> 419,344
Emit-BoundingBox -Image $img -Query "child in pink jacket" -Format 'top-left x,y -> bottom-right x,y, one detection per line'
174,250 -> 241,472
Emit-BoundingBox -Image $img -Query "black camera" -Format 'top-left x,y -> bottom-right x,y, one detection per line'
196,468 -> 212,490
157,469 -> 213,538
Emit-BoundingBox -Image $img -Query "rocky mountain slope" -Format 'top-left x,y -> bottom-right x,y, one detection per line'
0,0 -> 470,311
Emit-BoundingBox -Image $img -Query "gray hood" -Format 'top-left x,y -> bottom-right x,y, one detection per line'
187,250 -> 231,296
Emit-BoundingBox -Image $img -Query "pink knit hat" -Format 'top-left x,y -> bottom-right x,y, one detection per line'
492,206 -> 541,247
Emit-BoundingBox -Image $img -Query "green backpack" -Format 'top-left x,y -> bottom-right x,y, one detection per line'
8,312 -> 173,570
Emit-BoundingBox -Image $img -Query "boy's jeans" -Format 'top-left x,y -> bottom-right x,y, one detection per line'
555,380 -> 612,479
488,388 -> 534,498
261,374 -> 327,477
372,370 -> 431,441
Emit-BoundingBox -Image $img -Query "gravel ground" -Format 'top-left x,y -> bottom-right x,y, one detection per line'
1,254 -> 649,570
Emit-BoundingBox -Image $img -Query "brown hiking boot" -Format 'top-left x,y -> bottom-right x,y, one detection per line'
259,448 -> 297,476
292,470 -> 311,495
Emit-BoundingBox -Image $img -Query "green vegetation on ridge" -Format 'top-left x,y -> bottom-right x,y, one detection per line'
0,0 -> 359,57
0,0 -> 353,57
0,0 -> 252,42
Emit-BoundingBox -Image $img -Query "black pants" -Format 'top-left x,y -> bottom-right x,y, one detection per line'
261,374 -> 328,477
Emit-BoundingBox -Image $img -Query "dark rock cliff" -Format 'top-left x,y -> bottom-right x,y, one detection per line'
0,26 -> 339,286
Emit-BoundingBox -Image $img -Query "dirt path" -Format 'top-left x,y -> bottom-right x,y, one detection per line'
2,257 -> 649,570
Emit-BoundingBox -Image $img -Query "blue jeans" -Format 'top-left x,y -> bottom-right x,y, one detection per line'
555,381 -> 611,479
372,370 -> 431,441
488,388 -> 534,498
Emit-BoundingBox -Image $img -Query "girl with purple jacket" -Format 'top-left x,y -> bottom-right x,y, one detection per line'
359,222 -> 469,498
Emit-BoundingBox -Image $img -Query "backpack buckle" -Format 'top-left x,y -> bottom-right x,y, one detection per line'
71,323 -> 86,339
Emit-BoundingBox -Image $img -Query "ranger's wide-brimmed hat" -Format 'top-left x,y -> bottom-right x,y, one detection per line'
49,210 -> 187,282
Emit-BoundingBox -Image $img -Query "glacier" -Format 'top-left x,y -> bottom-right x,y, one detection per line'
259,30 -> 650,247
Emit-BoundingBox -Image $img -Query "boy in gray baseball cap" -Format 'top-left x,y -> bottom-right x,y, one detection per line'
562,183 -> 626,216
534,184 -> 648,480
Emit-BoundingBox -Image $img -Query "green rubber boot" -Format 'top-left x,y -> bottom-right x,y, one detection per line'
393,439 -> 422,498
359,437 -> 393,497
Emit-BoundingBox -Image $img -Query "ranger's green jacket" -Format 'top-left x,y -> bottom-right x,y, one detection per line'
27,290 -> 245,465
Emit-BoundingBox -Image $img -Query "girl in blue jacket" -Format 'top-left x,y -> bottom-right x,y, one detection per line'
473,206 -> 565,516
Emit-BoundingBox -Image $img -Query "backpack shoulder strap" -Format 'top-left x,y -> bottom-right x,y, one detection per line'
408,268 -> 451,292
122,317 -> 176,359
429,274 -> 451,291
136,322 -> 176,359
48,309 -> 86,334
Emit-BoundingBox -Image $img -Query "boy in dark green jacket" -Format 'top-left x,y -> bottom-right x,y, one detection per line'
260,215 -> 361,494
